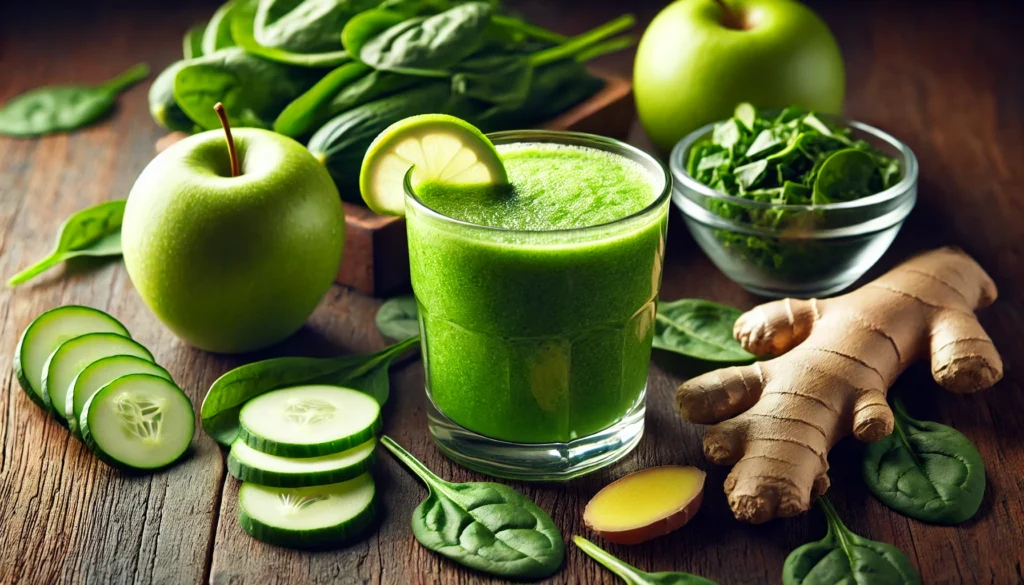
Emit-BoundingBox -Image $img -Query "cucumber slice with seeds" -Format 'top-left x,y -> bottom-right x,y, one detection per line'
43,332 -> 154,425
82,373 -> 195,471
238,385 -> 381,457
67,355 -> 172,438
229,438 -> 376,488
238,474 -> 377,549
14,306 -> 130,412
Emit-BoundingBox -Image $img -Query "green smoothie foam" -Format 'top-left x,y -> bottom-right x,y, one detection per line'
408,141 -> 668,444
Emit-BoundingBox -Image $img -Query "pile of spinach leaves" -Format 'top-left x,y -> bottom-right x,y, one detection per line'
149,0 -> 635,200
686,103 -> 902,279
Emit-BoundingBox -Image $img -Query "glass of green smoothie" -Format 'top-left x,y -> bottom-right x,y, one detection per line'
405,130 -> 671,480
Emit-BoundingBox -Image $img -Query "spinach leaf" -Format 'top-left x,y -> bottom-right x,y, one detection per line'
173,47 -> 321,130
783,497 -> 921,585
575,536 -> 716,585
201,336 -> 419,446
653,299 -> 754,363
451,53 -> 532,108
344,2 -> 493,76
184,23 -> 207,59
381,435 -> 564,579
7,200 -> 126,287
812,148 -> 881,204
0,64 -> 149,138
274,62 -> 417,137
232,0 -> 352,67
254,0 -> 377,54
149,60 -> 199,132
862,397 -> 985,525
376,295 -> 419,341
202,1 -> 239,55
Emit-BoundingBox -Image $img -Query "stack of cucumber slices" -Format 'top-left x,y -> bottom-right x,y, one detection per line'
227,385 -> 382,549
14,305 -> 194,471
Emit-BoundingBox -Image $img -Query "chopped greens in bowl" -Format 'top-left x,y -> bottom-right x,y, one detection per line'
671,104 -> 917,298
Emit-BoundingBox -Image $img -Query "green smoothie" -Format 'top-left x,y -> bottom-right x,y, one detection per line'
407,141 -> 668,444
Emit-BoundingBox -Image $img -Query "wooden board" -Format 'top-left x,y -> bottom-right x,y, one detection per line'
338,72 -> 634,296
2,2 -> 1024,584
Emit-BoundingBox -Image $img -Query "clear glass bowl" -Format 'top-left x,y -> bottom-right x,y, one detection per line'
670,117 -> 918,298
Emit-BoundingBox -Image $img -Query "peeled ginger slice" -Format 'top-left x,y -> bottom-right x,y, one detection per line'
584,465 -> 706,544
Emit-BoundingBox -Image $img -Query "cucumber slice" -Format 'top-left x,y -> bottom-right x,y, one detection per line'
238,385 -> 381,457
81,373 -> 195,471
43,332 -> 154,425
229,438 -> 376,488
238,474 -> 377,549
67,355 -> 172,438
14,306 -> 130,412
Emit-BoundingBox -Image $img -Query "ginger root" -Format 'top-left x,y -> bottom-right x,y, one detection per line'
584,466 -> 705,544
676,247 -> 1002,523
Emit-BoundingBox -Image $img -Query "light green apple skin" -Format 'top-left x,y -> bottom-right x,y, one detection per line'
635,0 -> 845,153
122,128 -> 344,354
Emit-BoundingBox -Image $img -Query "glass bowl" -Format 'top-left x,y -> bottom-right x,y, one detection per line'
670,117 -> 918,298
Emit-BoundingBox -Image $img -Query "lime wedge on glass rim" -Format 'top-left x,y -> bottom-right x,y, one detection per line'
359,114 -> 508,216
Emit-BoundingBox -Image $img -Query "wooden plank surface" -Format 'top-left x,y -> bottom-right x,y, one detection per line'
1,1 -> 1023,584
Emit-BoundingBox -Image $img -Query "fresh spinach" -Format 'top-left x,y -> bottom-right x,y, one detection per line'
7,200 -> 126,287
184,23 -> 207,59
344,2 -> 493,76
232,0 -> 352,67
862,397 -> 985,525
0,64 -> 149,138
375,295 -> 419,340
254,0 -> 378,54
575,536 -> 716,585
202,1 -> 239,55
653,299 -> 754,363
688,103 -> 903,279
173,47 -> 321,130
200,336 -> 419,446
274,62 -> 418,137
783,497 -> 921,585
380,435 -> 564,579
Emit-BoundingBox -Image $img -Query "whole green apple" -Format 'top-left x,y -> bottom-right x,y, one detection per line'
635,0 -> 845,152
123,128 -> 344,353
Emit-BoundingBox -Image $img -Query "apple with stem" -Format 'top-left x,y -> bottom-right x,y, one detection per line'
122,103 -> 344,353
634,0 -> 845,153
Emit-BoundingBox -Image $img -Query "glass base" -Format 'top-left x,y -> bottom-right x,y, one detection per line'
426,388 -> 646,481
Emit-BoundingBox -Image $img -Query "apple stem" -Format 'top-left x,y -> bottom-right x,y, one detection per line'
214,102 -> 241,178
712,0 -> 746,30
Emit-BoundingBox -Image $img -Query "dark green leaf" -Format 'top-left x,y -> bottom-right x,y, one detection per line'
376,295 -> 420,341
0,64 -> 149,138
381,436 -> 564,579
7,200 -> 126,287
783,497 -> 921,585
173,47 -> 321,130
862,397 -> 985,525
184,23 -> 208,59
200,336 -> 419,446
345,2 -> 493,75
253,0 -> 378,54
575,536 -> 717,585
452,54 -> 532,108
231,0 -> 351,67
149,60 -> 199,132
812,148 -> 880,204
653,299 -> 754,363
202,1 -> 239,55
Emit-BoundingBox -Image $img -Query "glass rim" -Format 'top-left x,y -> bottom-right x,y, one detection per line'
403,129 -> 672,236
669,115 -> 919,212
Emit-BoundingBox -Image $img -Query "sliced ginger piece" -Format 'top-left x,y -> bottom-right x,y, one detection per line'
584,465 -> 705,544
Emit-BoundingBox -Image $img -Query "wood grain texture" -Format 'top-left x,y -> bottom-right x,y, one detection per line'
1,1 -> 1023,584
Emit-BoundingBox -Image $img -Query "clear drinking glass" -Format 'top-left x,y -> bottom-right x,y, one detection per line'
404,130 -> 671,480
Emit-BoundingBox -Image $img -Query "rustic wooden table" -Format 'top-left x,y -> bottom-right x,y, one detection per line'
2,1 -> 1022,584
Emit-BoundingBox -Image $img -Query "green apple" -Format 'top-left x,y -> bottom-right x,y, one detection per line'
122,128 -> 344,354
635,0 -> 845,152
